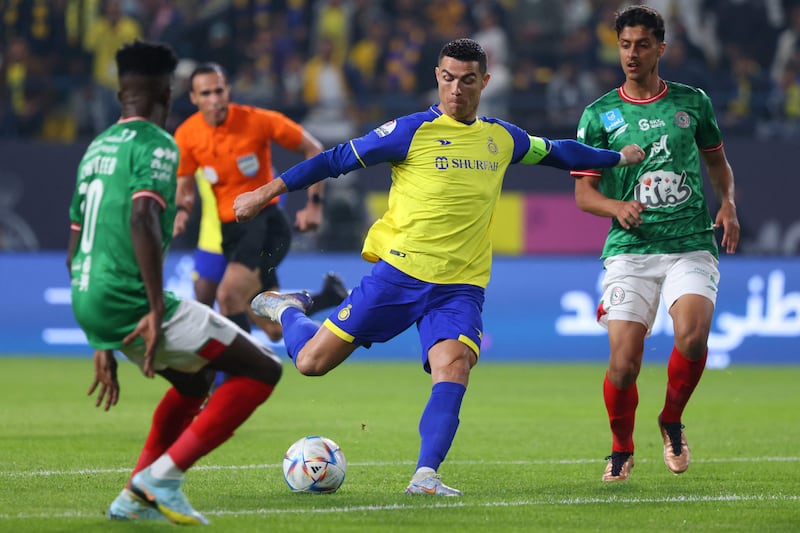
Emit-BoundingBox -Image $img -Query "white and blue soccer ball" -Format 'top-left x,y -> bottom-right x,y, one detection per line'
282,436 -> 347,493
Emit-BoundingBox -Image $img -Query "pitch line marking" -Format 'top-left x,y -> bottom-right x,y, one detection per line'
1,456 -> 798,478
1,493 -> 798,521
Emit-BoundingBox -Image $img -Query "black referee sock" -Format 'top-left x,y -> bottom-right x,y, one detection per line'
226,312 -> 251,333
308,272 -> 349,315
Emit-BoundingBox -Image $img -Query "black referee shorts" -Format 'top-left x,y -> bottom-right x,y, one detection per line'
220,203 -> 291,290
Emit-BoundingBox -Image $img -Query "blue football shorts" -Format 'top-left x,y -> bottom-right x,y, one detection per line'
192,249 -> 227,284
323,260 -> 485,373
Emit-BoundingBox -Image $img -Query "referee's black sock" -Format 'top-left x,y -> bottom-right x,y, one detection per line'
308,272 -> 349,315
226,312 -> 251,333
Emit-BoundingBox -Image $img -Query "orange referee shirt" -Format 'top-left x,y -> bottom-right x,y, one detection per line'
175,103 -> 304,223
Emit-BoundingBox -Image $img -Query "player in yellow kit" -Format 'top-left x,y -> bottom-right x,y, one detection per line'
236,39 -> 646,496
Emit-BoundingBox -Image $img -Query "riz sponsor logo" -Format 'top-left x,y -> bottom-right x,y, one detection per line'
635,170 -> 692,208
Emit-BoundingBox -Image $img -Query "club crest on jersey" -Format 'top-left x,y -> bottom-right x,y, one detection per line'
600,109 -> 625,132
338,304 -> 352,321
487,137 -> 498,154
236,154 -> 260,177
609,123 -> 629,142
674,111 -> 691,128
374,120 -> 397,137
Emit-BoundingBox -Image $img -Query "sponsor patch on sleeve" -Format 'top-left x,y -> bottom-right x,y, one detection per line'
600,109 -> 625,132
373,120 -> 397,138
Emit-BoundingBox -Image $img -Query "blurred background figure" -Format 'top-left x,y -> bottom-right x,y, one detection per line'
301,36 -> 357,145
473,1 -> 511,118
347,13 -> 389,128
83,0 -> 142,135
770,4 -> 800,88
232,28 -> 281,108
141,0 -> 187,56
0,37 -> 54,138
545,58 -> 599,134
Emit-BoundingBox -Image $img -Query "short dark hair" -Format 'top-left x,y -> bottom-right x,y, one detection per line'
615,5 -> 666,42
189,62 -> 228,88
439,38 -> 487,74
116,40 -> 178,78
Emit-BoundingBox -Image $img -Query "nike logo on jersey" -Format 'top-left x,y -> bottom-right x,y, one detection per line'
437,139 -> 452,145
609,123 -> 629,142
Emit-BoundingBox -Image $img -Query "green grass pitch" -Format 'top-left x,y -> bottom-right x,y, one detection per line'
0,356 -> 798,531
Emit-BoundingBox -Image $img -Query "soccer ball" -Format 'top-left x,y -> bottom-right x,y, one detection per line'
282,436 -> 347,493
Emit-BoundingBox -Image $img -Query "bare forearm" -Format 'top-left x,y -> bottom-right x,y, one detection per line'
234,177 -> 290,222
703,148 -> 736,207
575,178 -> 620,217
130,207 -> 165,316
575,176 -> 646,230
176,175 -> 196,211
258,178 -> 289,206
709,165 -> 736,207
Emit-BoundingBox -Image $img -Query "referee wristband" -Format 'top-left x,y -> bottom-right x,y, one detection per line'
616,153 -> 628,167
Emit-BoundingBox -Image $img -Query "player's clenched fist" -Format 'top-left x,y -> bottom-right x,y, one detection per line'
618,144 -> 646,167
233,190 -> 263,222
234,177 -> 289,222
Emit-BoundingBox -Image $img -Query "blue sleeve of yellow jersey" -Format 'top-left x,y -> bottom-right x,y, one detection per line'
491,117 -> 622,170
281,113 -> 426,192
541,139 -> 621,169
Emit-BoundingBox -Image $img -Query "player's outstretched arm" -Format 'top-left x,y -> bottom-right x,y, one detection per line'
234,177 -> 289,222
539,139 -> 644,170
236,140 -> 363,223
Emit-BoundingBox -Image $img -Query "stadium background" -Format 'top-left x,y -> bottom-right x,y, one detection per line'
0,0 -> 798,365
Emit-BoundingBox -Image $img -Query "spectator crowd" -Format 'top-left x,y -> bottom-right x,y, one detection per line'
2,0 -> 800,144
